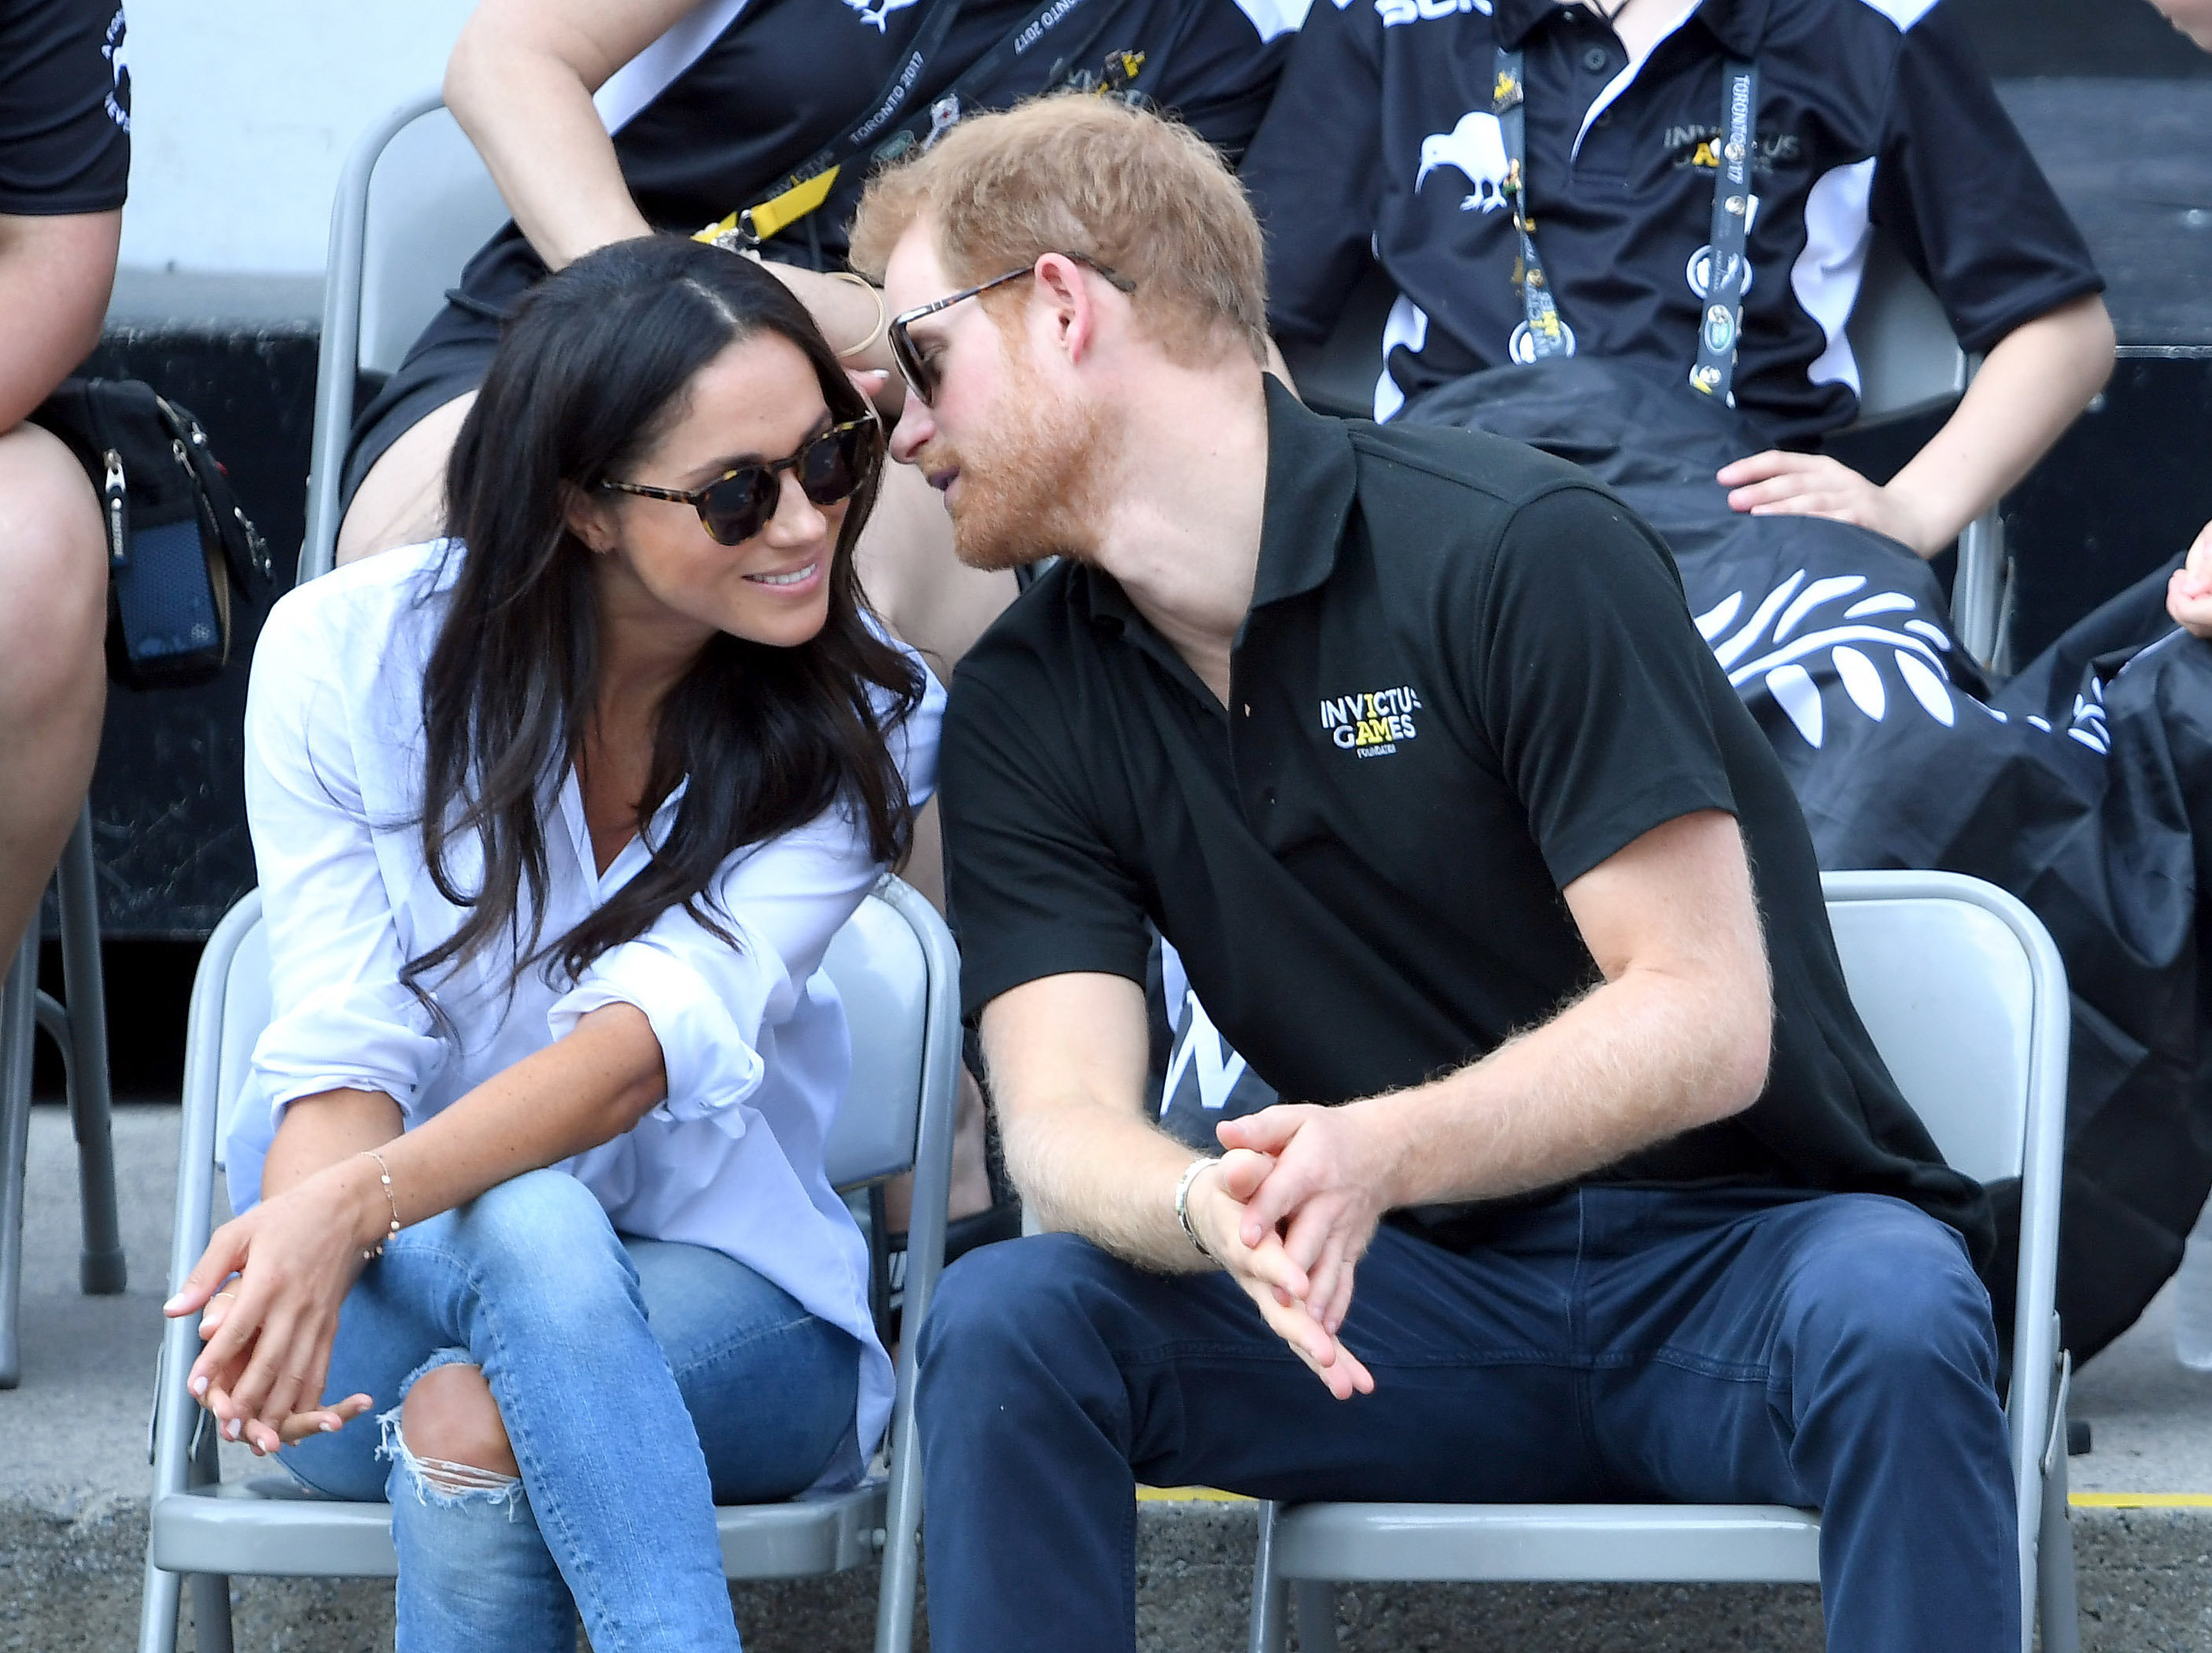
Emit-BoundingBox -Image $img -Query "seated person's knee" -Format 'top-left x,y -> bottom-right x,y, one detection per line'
400,1363 -> 519,1482
0,422 -> 109,646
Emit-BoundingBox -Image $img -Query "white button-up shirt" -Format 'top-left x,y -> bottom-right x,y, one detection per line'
226,541 -> 944,1472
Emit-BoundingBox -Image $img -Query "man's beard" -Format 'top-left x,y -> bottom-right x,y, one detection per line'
923,355 -> 1111,572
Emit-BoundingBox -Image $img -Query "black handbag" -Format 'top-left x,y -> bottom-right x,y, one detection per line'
30,377 -> 271,689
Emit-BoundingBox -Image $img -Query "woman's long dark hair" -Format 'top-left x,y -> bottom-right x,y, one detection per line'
404,234 -> 922,994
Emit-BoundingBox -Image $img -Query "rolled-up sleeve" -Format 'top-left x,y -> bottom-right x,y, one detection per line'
242,586 -> 449,1125
548,654 -> 944,1135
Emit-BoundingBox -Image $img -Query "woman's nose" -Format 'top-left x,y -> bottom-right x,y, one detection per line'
763,469 -> 829,542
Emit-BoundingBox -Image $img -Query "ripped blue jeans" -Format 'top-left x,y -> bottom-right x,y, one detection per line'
279,1168 -> 859,1653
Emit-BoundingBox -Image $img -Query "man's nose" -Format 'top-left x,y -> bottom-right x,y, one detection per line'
888,397 -> 935,465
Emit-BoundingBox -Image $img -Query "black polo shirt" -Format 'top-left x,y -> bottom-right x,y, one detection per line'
939,379 -> 1991,1261
1238,0 -> 2101,442
0,0 -> 127,215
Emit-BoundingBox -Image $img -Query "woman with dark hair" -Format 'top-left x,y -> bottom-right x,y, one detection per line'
161,234 -> 940,1651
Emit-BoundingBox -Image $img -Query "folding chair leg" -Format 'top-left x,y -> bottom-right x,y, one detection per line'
189,1574 -> 235,1653
0,926 -> 37,1389
1248,1501 -> 1289,1653
136,1553 -> 183,1653
1291,1580 -> 1339,1651
57,808 -> 123,1294
2038,1417 -> 2081,1653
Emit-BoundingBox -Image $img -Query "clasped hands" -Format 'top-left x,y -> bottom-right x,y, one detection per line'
161,1159 -> 384,1456
1183,1100 -> 1399,1402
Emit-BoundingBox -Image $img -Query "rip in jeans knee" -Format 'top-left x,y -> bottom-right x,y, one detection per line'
379,1350 -> 524,1515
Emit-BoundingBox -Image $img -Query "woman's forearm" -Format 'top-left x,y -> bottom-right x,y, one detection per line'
446,20 -> 652,271
264,1001 -> 666,1248
337,1002 -> 667,1231
445,0 -> 899,380
1885,293 -> 2114,553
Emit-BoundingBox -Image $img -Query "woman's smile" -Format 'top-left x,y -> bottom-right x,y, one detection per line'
743,557 -> 823,591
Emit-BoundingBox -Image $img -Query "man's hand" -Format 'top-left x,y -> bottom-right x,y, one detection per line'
1717,451 -> 1940,557
1186,1152 -> 1376,1400
1217,1104 -> 1398,1338
2167,520 -> 2212,640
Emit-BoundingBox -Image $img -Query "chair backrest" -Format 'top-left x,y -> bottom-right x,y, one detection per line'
1821,873 -> 2038,1183
205,881 -> 937,1191
823,890 -> 932,1189
1841,232 -> 1968,428
210,904 -> 271,1159
302,93 -> 509,581
357,104 -> 510,379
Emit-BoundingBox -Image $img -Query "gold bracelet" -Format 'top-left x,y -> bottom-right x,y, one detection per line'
823,271 -> 888,361
360,1148 -> 403,1262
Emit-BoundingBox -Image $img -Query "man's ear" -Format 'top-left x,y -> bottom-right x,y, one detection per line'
1032,252 -> 1100,366
562,481 -> 618,554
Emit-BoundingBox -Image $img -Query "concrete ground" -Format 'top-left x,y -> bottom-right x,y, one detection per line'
3,1103 -> 2209,1650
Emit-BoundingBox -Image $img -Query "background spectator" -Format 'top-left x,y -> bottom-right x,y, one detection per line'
0,0 -> 125,995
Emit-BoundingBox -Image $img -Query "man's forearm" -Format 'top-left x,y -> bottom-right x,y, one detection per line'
981,972 -> 1219,1273
998,1092 -> 1220,1272
1887,293 -> 2113,555
1355,961 -> 1769,1212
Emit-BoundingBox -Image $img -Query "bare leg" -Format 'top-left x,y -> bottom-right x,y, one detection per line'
0,423 -> 107,963
333,392 -> 477,566
401,1362 -> 520,1478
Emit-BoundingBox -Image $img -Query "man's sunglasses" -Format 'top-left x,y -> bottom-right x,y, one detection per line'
888,253 -> 1136,407
600,416 -> 881,546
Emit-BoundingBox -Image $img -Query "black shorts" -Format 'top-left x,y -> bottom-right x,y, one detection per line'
339,226 -> 542,509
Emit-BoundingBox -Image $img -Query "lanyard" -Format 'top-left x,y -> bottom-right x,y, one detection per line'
1687,59 -> 1758,404
1491,47 -> 1758,402
697,0 -> 1142,255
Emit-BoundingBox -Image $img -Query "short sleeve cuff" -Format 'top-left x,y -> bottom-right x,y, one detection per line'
549,939 -> 770,1139
1540,773 -> 1738,891
954,923 -> 1155,1022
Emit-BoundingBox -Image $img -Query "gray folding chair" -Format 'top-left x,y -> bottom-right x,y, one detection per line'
0,804 -> 124,1389
300,92 -> 508,584
1278,238 -> 2011,672
138,875 -> 960,1653
1246,870 -> 2077,1653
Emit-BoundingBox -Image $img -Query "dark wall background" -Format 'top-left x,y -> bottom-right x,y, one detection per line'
1952,0 -> 2212,76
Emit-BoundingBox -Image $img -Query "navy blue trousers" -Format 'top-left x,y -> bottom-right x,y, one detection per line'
916,1186 -> 2018,1652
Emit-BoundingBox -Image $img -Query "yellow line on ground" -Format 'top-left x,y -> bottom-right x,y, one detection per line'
1137,1486 -> 1254,1503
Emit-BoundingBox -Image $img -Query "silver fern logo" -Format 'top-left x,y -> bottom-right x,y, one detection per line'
1694,571 -> 2109,754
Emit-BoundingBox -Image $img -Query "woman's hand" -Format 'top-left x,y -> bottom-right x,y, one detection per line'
164,1155 -> 387,1454
2166,520 -> 2212,640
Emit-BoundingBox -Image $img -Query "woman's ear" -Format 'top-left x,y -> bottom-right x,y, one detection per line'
561,482 -> 619,555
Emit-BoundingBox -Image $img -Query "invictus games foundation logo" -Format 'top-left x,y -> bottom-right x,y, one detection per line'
1320,684 -> 1423,757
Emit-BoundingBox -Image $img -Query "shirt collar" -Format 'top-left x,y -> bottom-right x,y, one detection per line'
1251,375 -> 1358,610
1491,0 -> 1768,57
